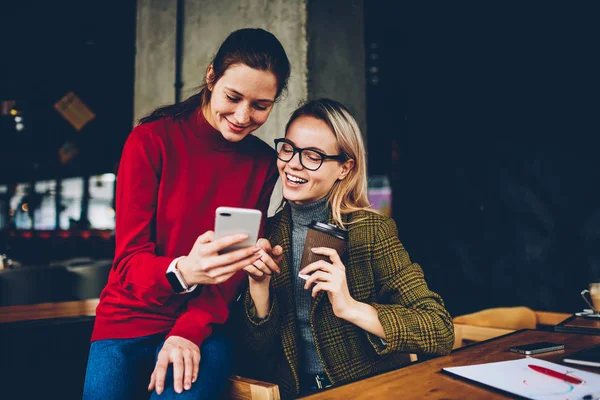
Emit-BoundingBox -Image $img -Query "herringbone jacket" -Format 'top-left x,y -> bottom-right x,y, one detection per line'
235,205 -> 454,399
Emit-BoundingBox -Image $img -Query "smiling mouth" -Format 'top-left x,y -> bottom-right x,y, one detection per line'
286,173 -> 308,184
225,118 -> 249,132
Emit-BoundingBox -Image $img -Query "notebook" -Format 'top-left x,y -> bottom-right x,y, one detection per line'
564,343 -> 600,368
443,358 -> 600,400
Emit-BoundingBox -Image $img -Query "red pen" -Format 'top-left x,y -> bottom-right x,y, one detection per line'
528,364 -> 583,385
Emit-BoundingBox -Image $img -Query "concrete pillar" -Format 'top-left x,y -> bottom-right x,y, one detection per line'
134,1 -> 178,122
306,0 -> 366,135
134,0 -> 365,213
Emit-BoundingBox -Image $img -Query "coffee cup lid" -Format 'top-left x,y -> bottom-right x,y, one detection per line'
308,221 -> 348,241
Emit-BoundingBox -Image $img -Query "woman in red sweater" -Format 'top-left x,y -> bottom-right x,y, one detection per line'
83,28 -> 290,400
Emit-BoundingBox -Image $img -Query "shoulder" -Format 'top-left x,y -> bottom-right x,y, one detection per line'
347,210 -> 398,241
348,209 -> 393,229
119,120 -> 173,170
126,119 -> 170,147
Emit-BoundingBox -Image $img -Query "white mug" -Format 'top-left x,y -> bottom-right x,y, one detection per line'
581,283 -> 600,314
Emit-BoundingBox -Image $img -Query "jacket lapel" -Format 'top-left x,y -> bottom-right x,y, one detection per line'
269,205 -> 301,383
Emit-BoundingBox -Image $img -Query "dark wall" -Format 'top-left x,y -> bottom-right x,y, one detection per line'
365,2 -> 600,317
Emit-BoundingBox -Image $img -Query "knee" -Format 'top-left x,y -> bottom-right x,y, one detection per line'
200,332 -> 234,367
202,332 -> 233,357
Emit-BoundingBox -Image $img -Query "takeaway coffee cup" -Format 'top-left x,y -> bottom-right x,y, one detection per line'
298,221 -> 348,280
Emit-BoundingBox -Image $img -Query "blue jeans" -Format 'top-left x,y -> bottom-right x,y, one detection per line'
83,331 -> 233,400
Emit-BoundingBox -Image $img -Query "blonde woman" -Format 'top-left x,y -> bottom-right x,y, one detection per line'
235,98 -> 454,398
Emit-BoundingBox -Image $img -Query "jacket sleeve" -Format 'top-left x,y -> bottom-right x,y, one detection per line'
238,284 -> 281,354
168,163 -> 279,347
111,126 -> 176,306
365,217 -> 455,356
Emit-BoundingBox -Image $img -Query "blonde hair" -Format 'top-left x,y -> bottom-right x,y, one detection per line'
284,98 -> 375,228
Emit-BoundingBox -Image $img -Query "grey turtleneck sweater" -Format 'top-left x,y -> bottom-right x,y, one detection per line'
289,196 -> 329,375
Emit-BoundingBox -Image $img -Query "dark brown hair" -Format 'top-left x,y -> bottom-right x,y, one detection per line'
139,28 -> 290,124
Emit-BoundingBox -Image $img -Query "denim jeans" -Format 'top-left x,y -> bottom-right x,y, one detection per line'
83,330 -> 233,400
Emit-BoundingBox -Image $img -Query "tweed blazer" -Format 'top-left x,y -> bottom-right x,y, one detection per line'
235,205 -> 454,399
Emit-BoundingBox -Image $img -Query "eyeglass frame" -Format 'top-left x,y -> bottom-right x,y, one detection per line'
274,138 -> 348,171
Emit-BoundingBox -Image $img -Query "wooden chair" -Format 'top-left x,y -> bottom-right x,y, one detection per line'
224,376 -> 280,400
452,306 -> 571,349
222,352 -> 417,399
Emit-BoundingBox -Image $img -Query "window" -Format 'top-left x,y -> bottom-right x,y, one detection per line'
60,177 -> 83,230
10,183 -> 32,229
89,173 -> 116,229
34,180 -> 57,230
0,185 -> 7,230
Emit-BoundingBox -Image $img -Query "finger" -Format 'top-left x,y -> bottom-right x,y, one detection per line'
310,247 -> 342,264
272,245 -> 283,256
211,252 -> 262,278
304,271 -> 331,290
312,282 -> 330,298
148,370 -> 156,391
192,351 -> 201,383
205,244 -> 261,270
195,230 -> 215,245
208,253 -> 262,281
256,238 -> 272,252
299,260 -> 332,276
205,233 -> 252,254
183,350 -> 193,390
251,258 -> 270,275
154,352 -> 170,395
244,266 -> 268,282
253,257 -> 274,275
172,352 -> 185,394
271,245 -> 284,262
244,265 -> 264,278
258,251 -> 281,274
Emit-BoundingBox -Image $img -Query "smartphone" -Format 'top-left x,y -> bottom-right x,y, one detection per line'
214,207 -> 262,254
509,341 -> 565,355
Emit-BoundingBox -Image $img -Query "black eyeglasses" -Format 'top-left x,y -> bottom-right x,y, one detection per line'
274,138 -> 347,171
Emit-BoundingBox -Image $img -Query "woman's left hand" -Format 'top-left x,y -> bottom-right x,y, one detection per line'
148,335 -> 200,395
300,247 -> 357,319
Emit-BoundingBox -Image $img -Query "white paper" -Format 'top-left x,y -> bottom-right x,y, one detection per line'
443,357 -> 600,400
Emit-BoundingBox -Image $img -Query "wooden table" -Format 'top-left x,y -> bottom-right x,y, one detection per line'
0,298 -> 99,323
300,330 -> 600,400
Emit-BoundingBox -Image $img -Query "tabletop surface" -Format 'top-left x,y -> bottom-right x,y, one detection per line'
300,329 -> 600,400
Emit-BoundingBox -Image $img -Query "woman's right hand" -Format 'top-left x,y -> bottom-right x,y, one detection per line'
244,239 -> 282,318
177,230 -> 262,286
244,238 -> 282,284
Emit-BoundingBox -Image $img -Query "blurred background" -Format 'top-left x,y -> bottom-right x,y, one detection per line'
1,0 -> 599,322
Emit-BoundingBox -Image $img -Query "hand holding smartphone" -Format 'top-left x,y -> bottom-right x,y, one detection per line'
214,207 -> 262,254
173,207 -> 262,287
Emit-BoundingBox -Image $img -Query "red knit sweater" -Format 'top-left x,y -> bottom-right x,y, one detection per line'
91,111 -> 278,346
